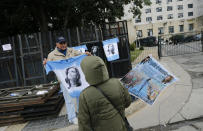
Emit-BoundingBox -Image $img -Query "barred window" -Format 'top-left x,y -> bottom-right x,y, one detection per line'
178,13 -> 183,18
167,6 -> 173,11
169,26 -> 174,33
157,16 -> 163,20
146,17 -> 152,22
177,5 -> 183,10
168,14 -> 173,19
188,12 -> 193,16
145,9 -> 151,13
156,7 -> 162,12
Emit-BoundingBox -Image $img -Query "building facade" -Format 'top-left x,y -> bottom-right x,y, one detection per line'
123,0 -> 203,44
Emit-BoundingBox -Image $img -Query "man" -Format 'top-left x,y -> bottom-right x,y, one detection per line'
43,36 -> 91,124
43,36 -> 91,63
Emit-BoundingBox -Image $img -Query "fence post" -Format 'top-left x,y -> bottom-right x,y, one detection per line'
76,27 -> 80,45
18,35 -> 26,86
201,30 -> 203,52
38,32 -> 47,84
158,36 -> 161,59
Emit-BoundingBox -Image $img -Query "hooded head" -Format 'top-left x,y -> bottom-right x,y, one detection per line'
81,56 -> 109,85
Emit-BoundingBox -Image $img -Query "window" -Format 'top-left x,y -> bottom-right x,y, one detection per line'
188,12 -> 193,16
178,13 -> 183,18
158,27 -> 164,34
156,0 -> 162,4
167,6 -> 173,11
177,5 -> 183,10
136,30 -> 143,37
145,9 -> 151,13
167,0 -> 172,3
156,7 -> 162,12
135,18 -> 141,23
189,23 -> 194,31
168,14 -> 173,19
157,15 -> 163,20
146,17 -> 152,22
169,26 -> 174,33
179,25 -> 184,32
188,4 -> 193,8
147,29 -> 153,36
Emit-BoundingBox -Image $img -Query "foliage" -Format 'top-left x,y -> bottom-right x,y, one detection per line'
139,46 -> 144,50
0,0 -> 151,37
130,43 -> 135,51
130,48 -> 142,62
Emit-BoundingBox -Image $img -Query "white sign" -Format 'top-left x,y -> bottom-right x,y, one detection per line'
2,44 -> 12,51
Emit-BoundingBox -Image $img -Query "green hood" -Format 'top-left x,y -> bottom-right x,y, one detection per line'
81,56 -> 109,85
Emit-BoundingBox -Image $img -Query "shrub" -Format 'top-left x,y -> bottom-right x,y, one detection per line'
130,43 -> 135,51
139,46 -> 144,50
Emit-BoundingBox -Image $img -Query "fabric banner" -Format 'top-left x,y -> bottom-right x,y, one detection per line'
121,55 -> 178,105
46,55 -> 89,97
72,45 -> 87,53
102,38 -> 119,61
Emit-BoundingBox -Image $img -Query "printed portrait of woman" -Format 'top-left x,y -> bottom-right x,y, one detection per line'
91,46 -> 99,56
65,67 -> 81,89
162,75 -> 174,84
107,44 -> 115,55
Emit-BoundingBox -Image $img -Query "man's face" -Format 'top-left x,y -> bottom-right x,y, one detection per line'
56,42 -> 67,50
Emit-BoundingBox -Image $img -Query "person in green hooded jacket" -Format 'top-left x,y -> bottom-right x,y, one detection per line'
79,56 -> 131,131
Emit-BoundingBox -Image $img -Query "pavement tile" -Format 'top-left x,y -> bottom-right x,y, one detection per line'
158,84 -> 191,124
125,99 -> 146,117
192,78 -> 203,89
180,88 -> 203,120
52,125 -> 78,131
171,125 -> 197,131
4,123 -> 27,131
193,122 -> 203,130
0,126 -> 7,131
168,113 -> 185,124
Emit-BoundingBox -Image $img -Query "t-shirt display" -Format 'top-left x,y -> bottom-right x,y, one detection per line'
102,38 -> 119,61
46,55 -> 89,97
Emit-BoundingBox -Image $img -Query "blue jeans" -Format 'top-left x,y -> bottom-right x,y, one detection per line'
60,84 -> 78,121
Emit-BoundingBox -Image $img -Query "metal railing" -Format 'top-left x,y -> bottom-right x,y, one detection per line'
158,31 -> 203,57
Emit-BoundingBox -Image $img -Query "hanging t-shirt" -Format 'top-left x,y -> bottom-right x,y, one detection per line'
46,55 -> 89,97
72,45 -> 87,53
102,38 -> 119,61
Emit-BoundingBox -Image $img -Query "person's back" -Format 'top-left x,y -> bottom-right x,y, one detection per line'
79,56 -> 131,131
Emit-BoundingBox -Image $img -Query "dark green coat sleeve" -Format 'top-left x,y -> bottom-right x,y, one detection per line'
78,92 -> 92,131
120,82 -> 131,108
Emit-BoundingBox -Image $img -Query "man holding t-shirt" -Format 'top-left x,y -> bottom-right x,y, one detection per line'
43,36 -> 91,124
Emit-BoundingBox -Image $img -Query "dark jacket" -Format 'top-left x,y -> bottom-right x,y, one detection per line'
79,56 -> 131,131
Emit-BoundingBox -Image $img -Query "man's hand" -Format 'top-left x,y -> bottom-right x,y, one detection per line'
85,51 -> 91,56
43,58 -> 47,65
